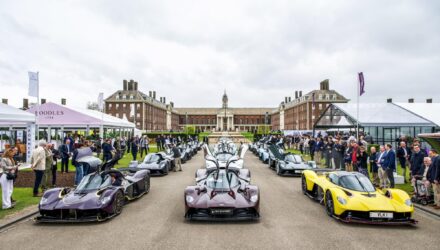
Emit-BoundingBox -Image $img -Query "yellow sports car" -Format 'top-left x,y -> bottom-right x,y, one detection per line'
301,170 -> 416,225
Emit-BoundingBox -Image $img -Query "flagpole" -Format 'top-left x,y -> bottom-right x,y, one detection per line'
356,74 -> 359,141
36,71 -> 40,142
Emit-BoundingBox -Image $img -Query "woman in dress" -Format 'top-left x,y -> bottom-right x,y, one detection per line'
0,148 -> 20,209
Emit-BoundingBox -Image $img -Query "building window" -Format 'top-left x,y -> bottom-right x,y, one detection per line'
319,104 -> 322,109
130,95 -> 134,100
332,94 -> 337,100
137,103 -> 140,109
326,94 -> 330,100
318,94 -> 323,100
115,95 -> 119,100
137,113 -> 140,118
116,104 -> 119,108
123,103 -> 126,108
109,104 -> 112,108
122,95 -> 126,100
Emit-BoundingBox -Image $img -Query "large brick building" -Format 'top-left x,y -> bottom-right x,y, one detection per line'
105,80 -> 179,131
175,91 -> 273,132
271,80 -> 348,131
105,79 -> 347,132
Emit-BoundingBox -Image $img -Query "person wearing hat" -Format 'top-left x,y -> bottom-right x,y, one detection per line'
31,140 -> 47,197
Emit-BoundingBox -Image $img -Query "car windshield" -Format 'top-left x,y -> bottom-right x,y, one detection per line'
144,154 -> 161,163
339,175 -> 375,192
285,154 -> 302,163
216,153 -> 233,162
206,171 -> 239,190
76,174 -> 111,191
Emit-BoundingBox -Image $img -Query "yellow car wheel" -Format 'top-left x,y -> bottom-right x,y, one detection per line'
301,175 -> 307,195
325,191 -> 335,217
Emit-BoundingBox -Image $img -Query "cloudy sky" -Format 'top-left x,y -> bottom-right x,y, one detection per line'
0,0 -> 439,109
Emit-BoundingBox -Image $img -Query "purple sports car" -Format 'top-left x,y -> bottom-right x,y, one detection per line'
184,156 -> 260,221
36,168 -> 150,223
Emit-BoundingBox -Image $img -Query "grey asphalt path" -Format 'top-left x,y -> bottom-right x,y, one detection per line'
1,151 -> 440,250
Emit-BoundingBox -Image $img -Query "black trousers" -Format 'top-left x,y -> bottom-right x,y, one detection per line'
51,165 -> 57,186
132,151 -> 138,161
33,170 -> 44,195
140,147 -> 148,158
61,158 -> 69,173
334,154 -> 343,170
386,168 -> 395,188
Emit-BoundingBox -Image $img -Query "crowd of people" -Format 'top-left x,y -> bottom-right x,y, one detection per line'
259,132 -> 440,209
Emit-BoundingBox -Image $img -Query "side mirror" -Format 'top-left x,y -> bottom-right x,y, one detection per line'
195,186 -> 207,195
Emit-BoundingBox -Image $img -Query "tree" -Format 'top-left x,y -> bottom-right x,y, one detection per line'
87,101 -> 100,111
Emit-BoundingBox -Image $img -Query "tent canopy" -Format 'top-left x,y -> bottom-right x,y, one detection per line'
0,102 -> 35,125
26,102 -> 134,128
315,103 -> 435,128
394,103 -> 440,127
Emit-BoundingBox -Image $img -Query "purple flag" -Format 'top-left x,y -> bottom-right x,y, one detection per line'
358,72 -> 365,96
312,92 -> 316,108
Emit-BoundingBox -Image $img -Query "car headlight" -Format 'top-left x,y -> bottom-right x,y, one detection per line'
186,195 -> 194,204
40,197 -> 49,205
250,195 -> 258,203
99,196 -> 112,205
405,199 -> 412,206
337,196 -> 347,205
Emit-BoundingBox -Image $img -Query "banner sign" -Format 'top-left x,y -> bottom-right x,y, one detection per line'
26,124 -> 35,163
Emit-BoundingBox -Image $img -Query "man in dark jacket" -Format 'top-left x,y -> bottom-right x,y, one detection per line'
427,149 -> 440,209
58,139 -> 71,173
369,146 -> 379,186
382,144 -> 396,188
131,136 -> 139,161
171,144 -> 182,172
102,139 -> 113,162
397,141 -> 411,183
410,144 -> 425,180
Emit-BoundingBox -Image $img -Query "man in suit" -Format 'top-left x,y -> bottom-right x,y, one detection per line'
59,139 -> 71,173
397,141 -> 411,183
410,144 -> 425,182
427,149 -> 440,209
382,144 -> 396,188
376,145 -> 388,188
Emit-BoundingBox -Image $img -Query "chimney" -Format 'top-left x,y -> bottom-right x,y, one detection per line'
295,91 -> 298,99
408,98 -> 414,103
2,99 -> 7,104
163,97 -> 166,103
134,81 -> 138,91
128,80 -> 134,91
123,80 -> 128,90
288,97 -> 291,102
160,97 -> 163,103
23,98 -> 29,110
320,79 -> 329,90
149,91 -> 152,97
153,91 -> 156,100
61,98 -> 66,105
285,97 -> 288,103
299,91 -> 303,97
427,98 -> 433,103
170,102 -> 174,108
386,98 -> 392,103
41,98 -> 46,104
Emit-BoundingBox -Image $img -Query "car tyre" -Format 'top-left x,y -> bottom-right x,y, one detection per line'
325,191 -> 335,217
276,163 -> 282,176
301,175 -> 307,195
112,191 -> 124,215
144,176 -> 150,194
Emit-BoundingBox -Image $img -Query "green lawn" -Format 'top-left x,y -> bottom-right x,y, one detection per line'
286,148 -> 413,194
0,145 -> 161,220
0,188 -> 41,219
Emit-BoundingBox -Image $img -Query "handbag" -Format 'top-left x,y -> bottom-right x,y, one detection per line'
6,172 -> 17,180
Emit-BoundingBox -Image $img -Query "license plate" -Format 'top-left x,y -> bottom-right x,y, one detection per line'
370,212 -> 393,219
211,209 -> 233,215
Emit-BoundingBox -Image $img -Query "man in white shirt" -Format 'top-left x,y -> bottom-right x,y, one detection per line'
31,140 -> 47,197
